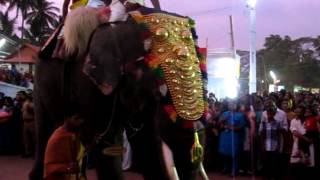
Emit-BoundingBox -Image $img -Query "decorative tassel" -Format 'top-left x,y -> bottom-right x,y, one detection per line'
70,0 -> 89,9
188,18 -> 196,28
164,105 -> 177,122
130,11 -> 145,23
191,131 -> 203,165
154,67 -> 164,77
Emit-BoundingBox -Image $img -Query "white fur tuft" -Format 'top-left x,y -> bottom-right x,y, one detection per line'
64,7 -> 100,58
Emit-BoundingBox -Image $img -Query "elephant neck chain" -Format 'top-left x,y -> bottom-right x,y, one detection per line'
130,11 -> 205,121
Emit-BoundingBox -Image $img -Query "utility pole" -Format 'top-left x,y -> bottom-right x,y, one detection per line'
229,15 -> 236,58
248,1 -> 257,93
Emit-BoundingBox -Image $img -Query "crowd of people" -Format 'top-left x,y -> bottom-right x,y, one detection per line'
0,90 -> 35,158
1,87 -> 320,180
203,90 -> 320,180
0,65 -> 34,88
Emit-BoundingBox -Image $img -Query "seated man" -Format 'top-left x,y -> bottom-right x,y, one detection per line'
40,0 -> 109,59
44,106 -> 85,180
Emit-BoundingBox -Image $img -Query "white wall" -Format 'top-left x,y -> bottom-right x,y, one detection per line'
0,82 -> 27,98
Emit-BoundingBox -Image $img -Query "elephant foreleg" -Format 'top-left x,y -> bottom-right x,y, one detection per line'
161,121 -> 199,180
92,118 -> 124,180
162,142 -> 180,180
29,97 -> 56,180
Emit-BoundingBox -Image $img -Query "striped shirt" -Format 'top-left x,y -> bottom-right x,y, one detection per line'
259,120 -> 281,152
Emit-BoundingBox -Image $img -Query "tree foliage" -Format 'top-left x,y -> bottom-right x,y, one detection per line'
0,11 -> 16,37
257,35 -> 320,90
7,0 -> 37,39
0,0 -> 59,45
0,0 -> 7,5
24,0 -> 60,45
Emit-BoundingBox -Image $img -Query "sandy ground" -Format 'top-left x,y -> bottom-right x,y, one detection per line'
0,155 -> 261,180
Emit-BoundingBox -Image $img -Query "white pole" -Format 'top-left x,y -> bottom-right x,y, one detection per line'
249,4 -> 257,94
229,16 -> 236,58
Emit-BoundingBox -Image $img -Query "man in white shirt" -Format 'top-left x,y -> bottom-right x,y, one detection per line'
260,98 -> 289,179
261,99 -> 288,132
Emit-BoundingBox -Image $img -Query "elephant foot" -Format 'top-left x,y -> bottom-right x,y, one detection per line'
29,167 -> 43,180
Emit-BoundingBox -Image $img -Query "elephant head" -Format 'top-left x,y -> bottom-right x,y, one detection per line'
84,20 -> 146,95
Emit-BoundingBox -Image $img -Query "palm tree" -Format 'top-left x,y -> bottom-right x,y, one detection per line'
7,0 -> 36,38
0,0 -> 9,5
0,11 -> 16,37
26,0 -> 59,30
25,0 -> 59,45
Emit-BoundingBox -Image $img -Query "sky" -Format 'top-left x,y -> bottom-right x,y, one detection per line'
53,0 -> 320,50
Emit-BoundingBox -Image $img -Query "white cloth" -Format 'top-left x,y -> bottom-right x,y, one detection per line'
109,0 -> 128,22
159,84 -> 168,97
122,131 -> 132,170
87,0 -> 105,8
290,118 -> 315,166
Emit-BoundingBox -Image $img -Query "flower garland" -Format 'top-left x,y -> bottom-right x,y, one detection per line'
144,51 -> 180,122
196,46 -> 209,118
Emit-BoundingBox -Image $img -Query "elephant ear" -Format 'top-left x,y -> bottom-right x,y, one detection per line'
83,23 -> 122,93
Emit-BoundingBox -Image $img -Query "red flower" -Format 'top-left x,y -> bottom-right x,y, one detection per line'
199,62 -> 206,72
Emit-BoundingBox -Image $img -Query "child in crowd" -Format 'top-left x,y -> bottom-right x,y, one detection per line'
297,106 -> 319,164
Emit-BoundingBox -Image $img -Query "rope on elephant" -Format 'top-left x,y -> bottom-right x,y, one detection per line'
94,92 -> 119,148
125,121 -> 144,140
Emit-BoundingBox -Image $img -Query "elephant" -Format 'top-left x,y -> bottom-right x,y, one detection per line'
30,3 -> 207,180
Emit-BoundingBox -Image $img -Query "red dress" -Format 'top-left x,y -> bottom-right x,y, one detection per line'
304,116 -> 318,131
44,126 -> 83,180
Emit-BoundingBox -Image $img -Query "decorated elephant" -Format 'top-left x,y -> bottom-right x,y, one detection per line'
30,0 -> 208,180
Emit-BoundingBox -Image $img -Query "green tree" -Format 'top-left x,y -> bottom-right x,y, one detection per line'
0,11 -> 16,38
313,36 -> 320,52
24,0 -> 59,45
8,0 -> 36,38
0,0 -> 10,5
258,35 -> 320,91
